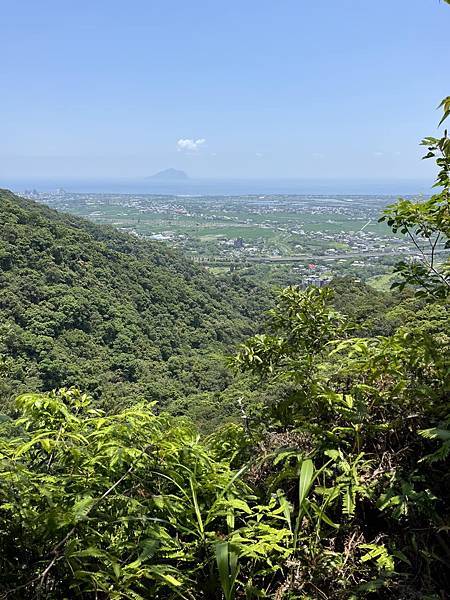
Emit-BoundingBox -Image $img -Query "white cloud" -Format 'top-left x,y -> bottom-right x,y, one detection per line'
255,152 -> 264,158
373,151 -> 384,157
177,138 -> 206,152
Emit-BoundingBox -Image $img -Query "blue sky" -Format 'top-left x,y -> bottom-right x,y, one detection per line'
1,0 -> 449,180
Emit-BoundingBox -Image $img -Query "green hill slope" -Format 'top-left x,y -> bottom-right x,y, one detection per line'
0,189 -> 265,410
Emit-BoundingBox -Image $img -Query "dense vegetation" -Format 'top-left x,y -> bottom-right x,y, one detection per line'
0,99 -> 449,599
0,188 -> 419,430
0,189 -> 268,412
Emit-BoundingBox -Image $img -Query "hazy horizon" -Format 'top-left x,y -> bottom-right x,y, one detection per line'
2,174 -> 433,197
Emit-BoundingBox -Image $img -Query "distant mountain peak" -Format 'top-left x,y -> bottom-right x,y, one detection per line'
147,168 -> 189,180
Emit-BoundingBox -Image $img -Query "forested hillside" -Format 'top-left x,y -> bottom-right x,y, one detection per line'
0,98 -> 449,598
0,187 -> 429,428
1,0 -> 450,596
0,189 -> 266,410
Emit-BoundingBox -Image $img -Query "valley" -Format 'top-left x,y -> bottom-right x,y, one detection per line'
22,190 -> 417,284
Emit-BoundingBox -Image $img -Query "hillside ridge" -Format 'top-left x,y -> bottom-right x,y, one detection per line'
0,189 -> 264,410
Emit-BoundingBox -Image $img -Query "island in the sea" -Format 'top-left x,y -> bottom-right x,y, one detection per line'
146,168 -> 189,181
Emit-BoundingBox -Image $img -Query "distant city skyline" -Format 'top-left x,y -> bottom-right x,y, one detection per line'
2,0 -> 449,181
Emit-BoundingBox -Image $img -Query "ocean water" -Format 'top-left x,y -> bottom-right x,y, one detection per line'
1,177 -> 432,197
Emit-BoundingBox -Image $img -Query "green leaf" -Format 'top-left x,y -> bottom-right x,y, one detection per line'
72,496 -> 93,523
215,542 -> 240,600
298,459 -> 315,507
